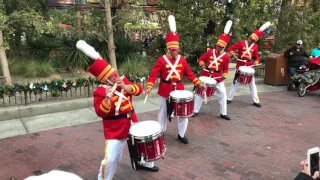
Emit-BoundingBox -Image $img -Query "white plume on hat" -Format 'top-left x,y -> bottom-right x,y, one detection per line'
168,15 -> 176,33
259,21 -> 271,32
224,20 -> 233,34
297,40 -> 303,44
76,40 -> 101,60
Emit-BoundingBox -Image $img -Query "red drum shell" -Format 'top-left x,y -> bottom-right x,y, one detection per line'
169,90 -> 194,117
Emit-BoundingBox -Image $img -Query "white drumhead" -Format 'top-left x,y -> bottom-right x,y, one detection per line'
130,120 -> 161,137
239,66 -> 255,74
169,90 -> 193,98
199,76 -> 217,85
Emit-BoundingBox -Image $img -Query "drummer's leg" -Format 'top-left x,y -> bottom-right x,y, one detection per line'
98,139 -> 127,180
249,76 -> 260,104
193,94 -> 203,114
177,117 -> 188,138
216,82 -> 227,115
158,96 -> 168,131
227,81 -> 239,101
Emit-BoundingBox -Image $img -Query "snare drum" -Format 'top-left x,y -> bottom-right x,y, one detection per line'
238,66 -> 255,84
169,90 -> 194,117
196,76 -> 217,98
129,120 -> 166,162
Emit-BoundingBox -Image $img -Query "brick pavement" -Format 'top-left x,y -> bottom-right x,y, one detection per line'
0,91 -> 319,180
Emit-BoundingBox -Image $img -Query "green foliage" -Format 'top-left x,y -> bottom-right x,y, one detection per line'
26,35 -> 62,59
152,34 -> 167,57
1,58 -> 55,77
59,37 -> 91,69
24,61 -> 56,78
0,76 -> 99,98
229,0 -> 278,47
163,0 -> 224,55
118,54 -> 155,80
115,5 -> 144,27
273,0 -> 320,53
114,35 -> 143,64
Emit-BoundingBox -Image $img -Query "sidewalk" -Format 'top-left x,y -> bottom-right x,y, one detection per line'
1,89 -> 320,180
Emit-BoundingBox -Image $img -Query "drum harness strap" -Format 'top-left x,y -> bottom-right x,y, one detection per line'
101,84 -> 134,120
205,49 -> 226,78
163,55 -> 181,91
240,41 -> 254,60
232,41 -> 254,84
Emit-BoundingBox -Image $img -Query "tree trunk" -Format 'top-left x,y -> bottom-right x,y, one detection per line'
0,30 -> 12,86
272,0 -> 292,53
105,0 -> 117,69
77,10 -> 81,34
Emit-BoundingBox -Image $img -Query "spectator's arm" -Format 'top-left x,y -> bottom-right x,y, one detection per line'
284,48 -> 292,57
303,49 -> 309,58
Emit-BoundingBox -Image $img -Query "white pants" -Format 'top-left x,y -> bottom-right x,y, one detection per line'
194,81 -> 227,115
98,139 -> 154,180
158,96 -> 188,137
227,76 -> 260,103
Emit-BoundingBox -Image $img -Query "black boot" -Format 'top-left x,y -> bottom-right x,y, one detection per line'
178,135 -> 189,144
253,102 -> 262,108
227,100 -> 232,104
220,114 -> 231,120
191,112 -> 198,117
138,165 -> 160,172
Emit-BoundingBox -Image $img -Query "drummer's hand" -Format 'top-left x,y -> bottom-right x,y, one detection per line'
198,83 -> 207,91
145,88 -> 152,96
117,79 -> 132,92
233,55 -> 238,60
201,64 -> 206,70
221,76 -> 226,80
105,86 -> 113,104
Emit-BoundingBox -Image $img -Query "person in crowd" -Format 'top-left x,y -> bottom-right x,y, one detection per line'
76,40 -> 159,180
294,159 -> 319,180
284,40 -> 309,76
227,22 -> 271,108
310,41 -> 320,58
192,20 -> 232,121
145,15 -> 206,144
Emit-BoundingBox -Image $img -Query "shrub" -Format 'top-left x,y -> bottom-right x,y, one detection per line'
118,54 -> 155,81
24,61 -> 56,78
6,58 -> 29,75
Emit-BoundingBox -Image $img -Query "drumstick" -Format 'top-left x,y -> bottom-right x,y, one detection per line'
144,94 -> 148,104
105,75 -> 124,97
250,63 -> 262,67
131,135 -> 135,145
106,82 -> 118,97
213,76 -> 222,79
204,91 -> 207,104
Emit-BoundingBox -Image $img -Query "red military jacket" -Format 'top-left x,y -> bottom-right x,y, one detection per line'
228,40 -> 260,69
147,53 -> 200,98
93,77 -> 142,140
198,48 -> 230,83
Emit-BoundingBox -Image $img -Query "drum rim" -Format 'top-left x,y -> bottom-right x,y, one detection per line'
170,97 -> 194,102
199,76 -> 217,86
131,129 -> 164,141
